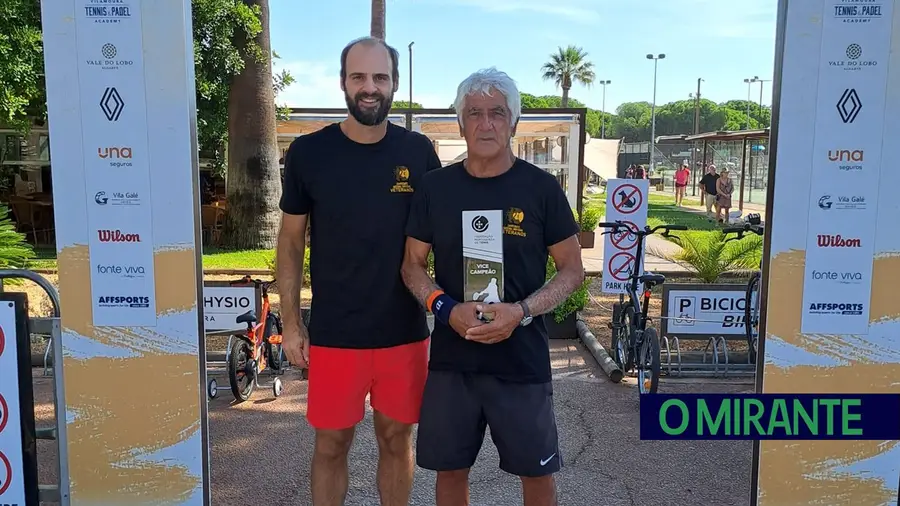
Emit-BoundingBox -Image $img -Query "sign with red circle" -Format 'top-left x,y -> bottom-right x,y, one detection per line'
610,220 -> 640,251
612,184 -> 643,215
0,450 -> 12,496
608,252 -> 636,281
0,325 -> 5,358
0,394 -> 7,434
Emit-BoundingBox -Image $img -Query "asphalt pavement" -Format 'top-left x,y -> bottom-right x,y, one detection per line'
31,340 -> 754,506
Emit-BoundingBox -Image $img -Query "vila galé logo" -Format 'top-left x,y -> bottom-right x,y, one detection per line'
97,229 -> 141,243
817,234 -> 861,248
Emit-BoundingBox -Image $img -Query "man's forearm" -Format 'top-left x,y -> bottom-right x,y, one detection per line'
523,267 -> 585,316
401,262 -> 442,308
276,240 -> 305,330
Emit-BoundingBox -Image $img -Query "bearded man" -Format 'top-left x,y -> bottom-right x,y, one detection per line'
276,36 -> 442,506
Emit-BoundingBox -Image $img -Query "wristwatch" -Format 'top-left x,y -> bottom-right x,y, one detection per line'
518,301 -> 533,327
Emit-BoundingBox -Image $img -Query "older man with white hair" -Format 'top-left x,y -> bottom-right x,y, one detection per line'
401,67 -> 584,506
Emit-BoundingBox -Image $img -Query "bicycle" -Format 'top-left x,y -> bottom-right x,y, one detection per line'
722,213 -> 764,364
211,276 -> 286,402
599,221 -> 687,394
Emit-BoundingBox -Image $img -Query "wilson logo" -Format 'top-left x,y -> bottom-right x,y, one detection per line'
97,230 -> 141,243
817,234 -> 861,248
98,147 -> 132,159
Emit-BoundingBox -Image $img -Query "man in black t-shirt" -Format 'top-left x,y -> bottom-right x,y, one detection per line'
698,164 -> 720,219
276,37 -> 442,505
402,68 -> 584,505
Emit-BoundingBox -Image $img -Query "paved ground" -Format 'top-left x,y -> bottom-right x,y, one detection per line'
31,340 -> 755,506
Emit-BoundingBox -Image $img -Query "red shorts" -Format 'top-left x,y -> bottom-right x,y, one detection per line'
306,338 -> 429,430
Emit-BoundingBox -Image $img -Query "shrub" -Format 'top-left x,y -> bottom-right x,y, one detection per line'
267,246 -> 311,286
578,205 -> 603,232
545,257 -> 590,323
0,205 -> 35,286
650,230 -> 762,283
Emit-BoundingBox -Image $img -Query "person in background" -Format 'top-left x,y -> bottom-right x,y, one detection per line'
401,67 -> 584,506
673,162 -> 690,206
698,164 -> 719,220
633,164 -> 647,179
276,36 -> 442,506
625,164 -> 634,178
716,167 -> 735,224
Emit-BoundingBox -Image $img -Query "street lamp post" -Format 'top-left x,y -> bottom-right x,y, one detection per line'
408,42 -> 414,107
757,78 -> 771,127
743,76 -> 759,129
598,80 -> 611,138
647,53 -> 665,169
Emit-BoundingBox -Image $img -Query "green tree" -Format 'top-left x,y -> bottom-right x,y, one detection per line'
540,45 -> 596,107
0,0 -> 45,132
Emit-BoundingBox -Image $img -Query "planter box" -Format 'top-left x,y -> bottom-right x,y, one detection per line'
545,312 -> 578,340
578,231 -> 596,249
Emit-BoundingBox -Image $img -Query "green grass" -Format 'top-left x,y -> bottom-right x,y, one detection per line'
29,247 -> 276,271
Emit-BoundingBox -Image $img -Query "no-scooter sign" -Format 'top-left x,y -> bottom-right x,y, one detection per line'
608,252 -> 636,282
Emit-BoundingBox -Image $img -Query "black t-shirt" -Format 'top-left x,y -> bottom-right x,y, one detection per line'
405,159 -> 580,383
279,122 -> 442,348
700,173 -> 720,195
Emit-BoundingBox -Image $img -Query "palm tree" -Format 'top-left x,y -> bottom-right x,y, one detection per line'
650,230 -> 762,283
371,0 -> 386,39
224,0 -> 282,249
540,45 -> 596,107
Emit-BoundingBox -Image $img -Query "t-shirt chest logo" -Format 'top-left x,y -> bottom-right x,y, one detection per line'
504,207 -> 527,237
391,166 -> 413,193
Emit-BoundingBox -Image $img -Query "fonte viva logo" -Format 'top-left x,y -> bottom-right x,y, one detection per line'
811,270 -> 863,283
97,229 -> 141,243
96,264 -> 145,276
817,234 -> 861,248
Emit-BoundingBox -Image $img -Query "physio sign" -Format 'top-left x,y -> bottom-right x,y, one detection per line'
640,394 -> 900,440
660,284 -> 748,337
202,283 -> 259,332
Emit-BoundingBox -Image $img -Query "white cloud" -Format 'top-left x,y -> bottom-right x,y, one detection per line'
275,60 -> 454,110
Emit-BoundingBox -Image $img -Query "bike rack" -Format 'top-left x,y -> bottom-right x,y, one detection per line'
0,269 -> 70,505
658,335 -> 756,378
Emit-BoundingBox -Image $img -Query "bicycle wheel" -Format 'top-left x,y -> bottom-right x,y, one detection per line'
265,313 -> 285,372
638,327 -> 661,394
228,338 -> 256,402
611,302 -> 636,371
744,271 -> 761,364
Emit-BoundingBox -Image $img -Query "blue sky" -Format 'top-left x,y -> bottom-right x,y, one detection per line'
269,0 -> 778,113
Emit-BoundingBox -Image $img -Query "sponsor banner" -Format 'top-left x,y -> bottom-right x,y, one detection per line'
601,179 -> 649,295
801,0 -> 893,335
41,0 -> 209,503
756,1 -> 900,505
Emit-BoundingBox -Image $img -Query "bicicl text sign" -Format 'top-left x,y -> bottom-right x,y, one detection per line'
659,284 -> 749,338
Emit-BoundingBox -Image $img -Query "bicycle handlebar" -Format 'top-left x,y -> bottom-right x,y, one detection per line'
598,221 -> 687,236
229,275 -> 276,288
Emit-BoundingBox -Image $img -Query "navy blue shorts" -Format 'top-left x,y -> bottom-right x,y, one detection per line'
415,370 -> 561,477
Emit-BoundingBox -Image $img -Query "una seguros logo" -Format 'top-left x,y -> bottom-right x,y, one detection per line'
826,149 -> 863,171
